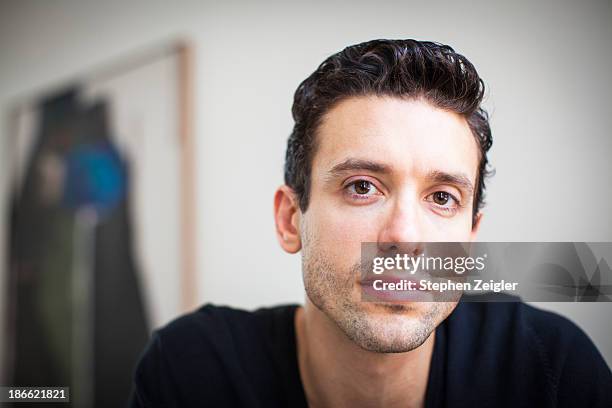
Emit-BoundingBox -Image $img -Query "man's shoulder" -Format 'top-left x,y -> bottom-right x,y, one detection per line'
452,294 -> 591,350
155,303 -> 299,354
446,295 -> 612,406
131,304 -> 302,407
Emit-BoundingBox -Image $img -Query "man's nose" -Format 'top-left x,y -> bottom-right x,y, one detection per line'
377,196 -> 424,255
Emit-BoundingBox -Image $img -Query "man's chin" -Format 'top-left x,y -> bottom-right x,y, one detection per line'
332,299 -> 458,353
344,316 -> 434,353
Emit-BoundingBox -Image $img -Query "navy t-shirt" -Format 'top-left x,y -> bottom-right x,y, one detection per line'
130,297 -> 612,407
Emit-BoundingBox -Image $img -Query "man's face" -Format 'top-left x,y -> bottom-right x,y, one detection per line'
299,96 -> 481,352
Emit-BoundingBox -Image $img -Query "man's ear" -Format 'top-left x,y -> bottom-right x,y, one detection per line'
470,212 -> 483,241
274,185 -> 302,253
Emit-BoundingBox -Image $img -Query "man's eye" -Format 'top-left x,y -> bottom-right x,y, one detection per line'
346,180 -> 380,196
433,191 -> 451,205
425,191 -> 461,213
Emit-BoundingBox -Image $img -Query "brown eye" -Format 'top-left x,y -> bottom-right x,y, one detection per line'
433,191 -> 450,205
354,180 -> 372,195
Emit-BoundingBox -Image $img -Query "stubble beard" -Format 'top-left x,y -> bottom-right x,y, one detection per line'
301,230 -> 456,353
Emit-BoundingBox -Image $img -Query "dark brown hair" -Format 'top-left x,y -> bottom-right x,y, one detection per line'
284,39 -> 493,225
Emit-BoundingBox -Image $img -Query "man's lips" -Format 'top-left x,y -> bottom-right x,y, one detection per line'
359,274 -> 427,289
359,273 -> 434,302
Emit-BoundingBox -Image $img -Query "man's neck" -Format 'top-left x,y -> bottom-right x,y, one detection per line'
295,299 -> 435,408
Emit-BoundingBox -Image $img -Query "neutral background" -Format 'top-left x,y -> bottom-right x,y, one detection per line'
1,0 -> 611,373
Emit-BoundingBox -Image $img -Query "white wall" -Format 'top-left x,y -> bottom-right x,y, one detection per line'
1,0 -> 611,371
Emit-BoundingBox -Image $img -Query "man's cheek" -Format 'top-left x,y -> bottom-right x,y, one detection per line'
313,204 -> 377,244
425,210 -> 474,241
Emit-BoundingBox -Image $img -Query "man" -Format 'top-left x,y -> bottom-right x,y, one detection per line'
130,39 -> 612,407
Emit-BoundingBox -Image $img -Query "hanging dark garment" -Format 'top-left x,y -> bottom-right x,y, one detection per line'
8,88 -> 149,407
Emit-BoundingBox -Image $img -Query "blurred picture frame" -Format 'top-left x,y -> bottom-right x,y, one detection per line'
4,40 -> 196,406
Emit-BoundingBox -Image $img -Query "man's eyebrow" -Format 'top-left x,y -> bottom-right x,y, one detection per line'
326,158 -> 392,178
426,170 -> 474,195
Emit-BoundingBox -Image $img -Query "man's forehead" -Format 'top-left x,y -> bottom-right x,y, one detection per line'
312,96 -> 480,182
